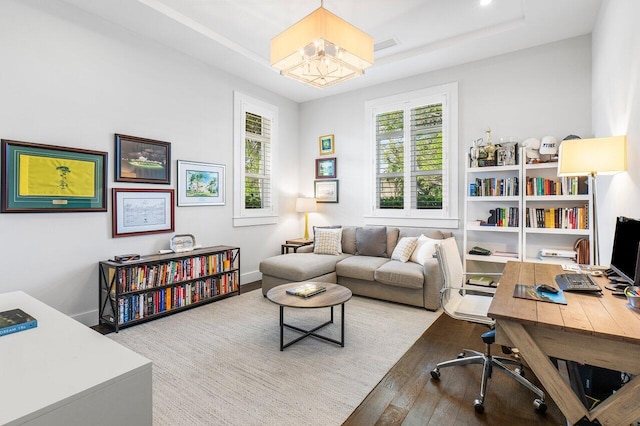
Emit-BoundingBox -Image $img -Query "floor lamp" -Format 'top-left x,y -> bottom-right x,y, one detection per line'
296,197 -> 317,240
557,136 -> 627,265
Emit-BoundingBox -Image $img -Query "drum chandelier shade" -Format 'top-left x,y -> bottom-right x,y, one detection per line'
270,4 -> 374,88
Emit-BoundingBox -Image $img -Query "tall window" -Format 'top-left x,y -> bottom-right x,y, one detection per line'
234,92 -> 278,227
366,83 -> 458,227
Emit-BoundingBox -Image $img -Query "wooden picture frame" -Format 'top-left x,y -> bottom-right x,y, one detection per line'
115,134 -> 171,184
314,179 -> 339,203
177,160 -> 225,206
112,188 -> 175,237
1,139 -> 107,212
315,157 -> 337,179
319,134 -> 335,155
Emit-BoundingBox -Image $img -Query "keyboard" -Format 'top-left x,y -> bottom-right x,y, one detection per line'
554,273 -> 602,292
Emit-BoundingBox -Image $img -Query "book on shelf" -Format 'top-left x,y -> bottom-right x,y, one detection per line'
286,283 -> 327,298
0,308 -> 38,337
493,250 -> 519,258
467,276 -> 495,286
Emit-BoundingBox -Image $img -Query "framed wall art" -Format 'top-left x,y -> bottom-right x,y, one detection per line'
318,134 -> 335,155
177,160 -> 225,206
314,179 -> 339,203
112,188 -> 175,237
1,139 -> 107,212
115,134 -> 171,184
315,157 -> 337,179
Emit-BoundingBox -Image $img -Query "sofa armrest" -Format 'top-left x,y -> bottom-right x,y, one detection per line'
422,258 -> 443,311
297,244 -> 314,253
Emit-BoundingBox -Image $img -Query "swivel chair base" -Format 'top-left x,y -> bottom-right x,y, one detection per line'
430,330 -> 547,414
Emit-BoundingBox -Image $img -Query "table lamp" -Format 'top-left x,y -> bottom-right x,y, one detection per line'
296,197 -> 317,240
557,135 -> 627,265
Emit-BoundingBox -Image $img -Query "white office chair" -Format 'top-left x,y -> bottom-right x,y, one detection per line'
430,237 -> 547,414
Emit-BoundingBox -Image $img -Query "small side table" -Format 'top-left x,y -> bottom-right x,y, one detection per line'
281,238 -> 313,254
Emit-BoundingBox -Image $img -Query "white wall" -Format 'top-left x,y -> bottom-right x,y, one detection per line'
299,36 -> 593,238
0,0 -> 300,324
592,0 -> 640,265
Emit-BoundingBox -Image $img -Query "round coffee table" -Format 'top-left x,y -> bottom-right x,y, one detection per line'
266,282 -> 352,351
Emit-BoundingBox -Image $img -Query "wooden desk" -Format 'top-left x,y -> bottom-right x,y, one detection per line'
488,262 -> 640,425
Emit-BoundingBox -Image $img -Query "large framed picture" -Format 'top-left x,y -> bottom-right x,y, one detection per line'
318,134 -> 335,155
115,134 -> 171,184
314,179 -> 339,203
177,160 -> 225,206
112,188 -> 175,237
315,157 -> 337,179
1,139 -> 107,213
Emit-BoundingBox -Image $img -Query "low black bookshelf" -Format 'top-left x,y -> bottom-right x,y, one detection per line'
99,245 -> 240,332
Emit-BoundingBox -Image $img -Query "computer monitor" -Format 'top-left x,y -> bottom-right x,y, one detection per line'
609,216 -> 640,285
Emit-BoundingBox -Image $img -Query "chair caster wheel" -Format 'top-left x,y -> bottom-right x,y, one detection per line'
430,369 -> 441,380
534,399 -> 547,413
515,367 -> 525,377
457,352 -> 465,359
473,400 -> 484,414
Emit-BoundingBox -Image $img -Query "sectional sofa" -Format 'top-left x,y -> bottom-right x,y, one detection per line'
259,226 -> 453,310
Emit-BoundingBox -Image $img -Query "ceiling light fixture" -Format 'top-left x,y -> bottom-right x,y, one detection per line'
480,0 -> 492,6
270,0 -> 374,88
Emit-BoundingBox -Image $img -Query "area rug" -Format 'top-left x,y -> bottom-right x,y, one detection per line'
109,289 -> 441,426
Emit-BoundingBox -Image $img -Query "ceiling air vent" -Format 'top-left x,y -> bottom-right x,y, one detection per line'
374,37 -> 399,52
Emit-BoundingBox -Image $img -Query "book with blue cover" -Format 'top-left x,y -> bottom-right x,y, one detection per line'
513,284 -> 567,305
0,308 -> 38,337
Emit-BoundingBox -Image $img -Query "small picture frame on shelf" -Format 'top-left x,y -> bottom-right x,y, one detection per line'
496,143 -> 518,166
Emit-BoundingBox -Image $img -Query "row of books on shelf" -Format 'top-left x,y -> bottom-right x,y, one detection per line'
525,206 -> 588,230
525,176 -> 588,196
476,207 -> 519,227
115,251 -> 236,293
469,177 -> 519,197
114,272 -> 238,324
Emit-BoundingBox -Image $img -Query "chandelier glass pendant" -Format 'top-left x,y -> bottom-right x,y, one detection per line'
270,1 -> 374,88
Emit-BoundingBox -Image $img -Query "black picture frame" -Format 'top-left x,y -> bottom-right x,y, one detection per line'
115,134 -> 171,184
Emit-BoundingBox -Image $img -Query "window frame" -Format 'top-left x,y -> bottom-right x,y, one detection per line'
233,92 -> 278,227
364,83 -> 459,228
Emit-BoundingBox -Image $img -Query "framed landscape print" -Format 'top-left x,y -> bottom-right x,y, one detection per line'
112,188 -> 174,237
318,134 -> 335,155
314,179 -> 339,203
1,139 -> 107,212
177,160 -> 225,206
315,157 -> 337,179
115,134 -> 171,184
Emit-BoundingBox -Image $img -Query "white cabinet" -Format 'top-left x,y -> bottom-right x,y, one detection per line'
522,161 -> 593,264
463,149 -> 593,275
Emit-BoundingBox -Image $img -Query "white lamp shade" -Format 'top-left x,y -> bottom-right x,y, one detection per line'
296,197 -> 317,213
557,136 -> 627,176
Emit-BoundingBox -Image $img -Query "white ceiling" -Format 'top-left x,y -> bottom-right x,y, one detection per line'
59,0 -> 602,103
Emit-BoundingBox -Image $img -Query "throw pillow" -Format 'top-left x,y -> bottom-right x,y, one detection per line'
313,227 -> 343,255
355,226 -> 387,257
410,234 -> 440,266
391,236 -> 419,262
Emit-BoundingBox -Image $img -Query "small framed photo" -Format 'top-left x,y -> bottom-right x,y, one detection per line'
318,134 -> 335,155
315,157 -> 337,179
115,134 -> 171,184
314,179 -> 339,203
1,139 -> 107,212
177,160 -> 225,206
112,188 -> 175,237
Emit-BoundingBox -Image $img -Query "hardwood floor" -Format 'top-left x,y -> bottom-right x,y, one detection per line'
343,313 -> 566,426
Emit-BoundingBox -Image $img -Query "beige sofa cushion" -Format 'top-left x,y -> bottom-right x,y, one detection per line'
336,256 -> 389,281
375,261 -> 424,289
260,253 -> 350,282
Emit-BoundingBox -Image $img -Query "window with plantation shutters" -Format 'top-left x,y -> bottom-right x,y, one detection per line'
234,92 -> 278,227
367,83 -> 458,227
